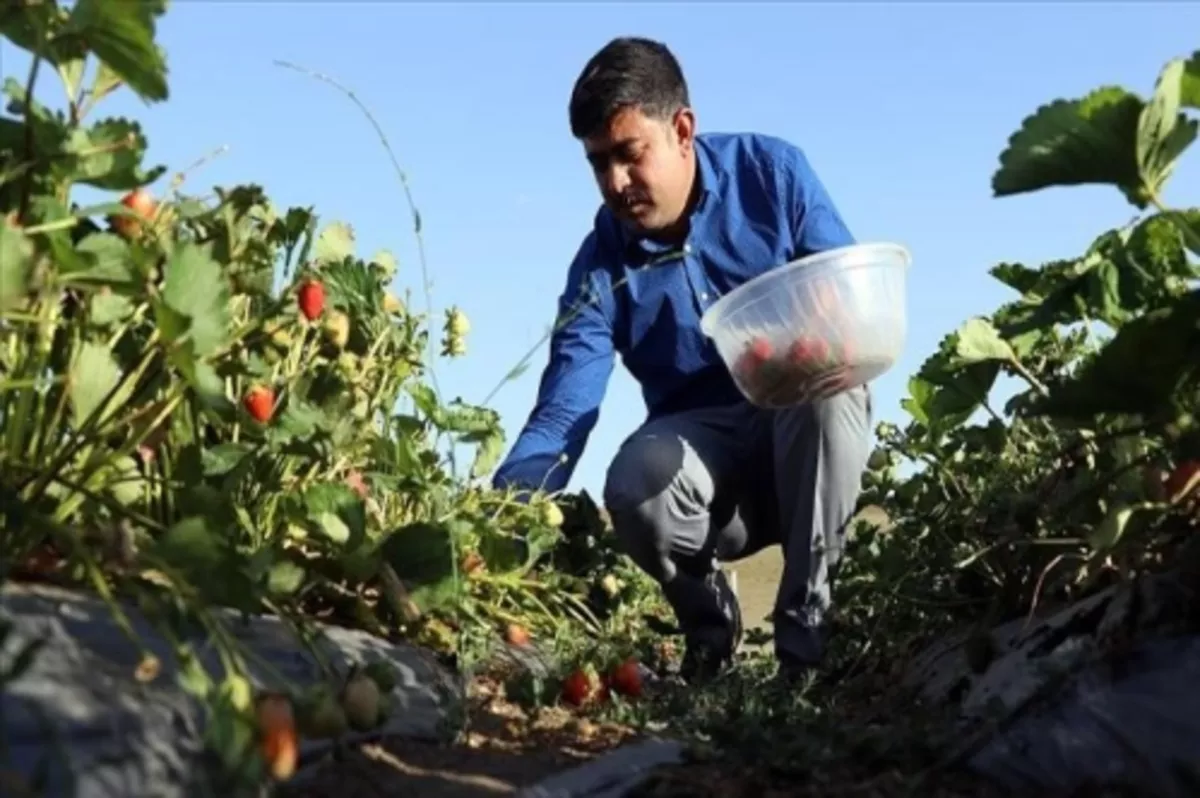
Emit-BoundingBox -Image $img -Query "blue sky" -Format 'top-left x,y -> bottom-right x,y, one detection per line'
3,2 -> 1198,496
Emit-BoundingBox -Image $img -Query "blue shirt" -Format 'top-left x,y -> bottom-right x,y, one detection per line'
492,131 -> 856,494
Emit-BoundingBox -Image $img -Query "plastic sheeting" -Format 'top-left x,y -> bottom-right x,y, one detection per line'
967,634 -> 1200,797
0,583 -> 459,798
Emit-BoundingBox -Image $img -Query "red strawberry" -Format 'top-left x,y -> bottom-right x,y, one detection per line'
1166,460 -> 1200,504
112,188 -> 157,239
734,336 -> 773,379
504,623 -> 531,647
243,386 -> 275,423
787,335 -> 830,368
297,279 -> 326,321
345,470 -> 368,499
561,668 -> 599,707
608,658 -> 643,699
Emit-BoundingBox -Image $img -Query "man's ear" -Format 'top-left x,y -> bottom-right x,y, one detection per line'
672,107 -> 696,153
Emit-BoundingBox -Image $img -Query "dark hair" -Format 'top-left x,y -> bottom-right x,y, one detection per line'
568,37 -> 690,140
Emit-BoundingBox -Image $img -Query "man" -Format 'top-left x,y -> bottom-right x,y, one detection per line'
492,36 -> 873,684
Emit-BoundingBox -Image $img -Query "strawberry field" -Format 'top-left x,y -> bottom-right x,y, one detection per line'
2,3 -> 1200,797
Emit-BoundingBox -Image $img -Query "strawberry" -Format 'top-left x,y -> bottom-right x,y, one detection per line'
1166,460 -> 1200,504
111,188 -> 157,239
296,686 -> 348,740
383,292 -> 403,315
733,336 -> 774,382
787,335 -> 831,371
341,672 -> 382,732
608,657 -> 643,699
323,310 -> 350,350
243,386 -> 275,423
540,501 -> 564,528
599,573 -> 621,598
505,623 -> 531,647
362,661 -> 399,694
461,551 -> 485,577
344,470 -> 368,499
255,693 -> 298,781
297,278 -> 325,321
560,667 -> 599,707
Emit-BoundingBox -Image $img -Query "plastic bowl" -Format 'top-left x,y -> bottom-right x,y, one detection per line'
699,242 -> 911,409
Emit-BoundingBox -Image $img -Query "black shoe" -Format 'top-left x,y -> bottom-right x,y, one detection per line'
679,569 -> 743,684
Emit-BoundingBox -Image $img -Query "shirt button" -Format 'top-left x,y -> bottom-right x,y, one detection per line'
700,292 -> 709,301
683,243 -> 692,254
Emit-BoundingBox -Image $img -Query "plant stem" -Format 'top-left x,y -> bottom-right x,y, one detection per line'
17,49 -> 43,224
1006,355 -> 1049,397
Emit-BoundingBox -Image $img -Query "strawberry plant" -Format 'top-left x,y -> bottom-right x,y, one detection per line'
833,49 -> 1200,679
0,1 -> 670,791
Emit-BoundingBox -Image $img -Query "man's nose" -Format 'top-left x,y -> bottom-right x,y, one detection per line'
601,165 -> 631,196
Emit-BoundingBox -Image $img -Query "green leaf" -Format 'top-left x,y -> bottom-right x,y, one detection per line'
56,56 -> 87,103
313,221 -> 355,265
0,3 -> 58,59
153,516 -> 225,576
1169,208 -> 1200,257
952,318 -> 1015,365
901,364 -> 1000,434
1028,290 -> 1200,419
266,561 -> 306,596
1178,50 -> 1200,110
991,86 -> 1146,207
201,443 -> 252,477
0,218 -> 33,310
106,455 -> 144,507
470,430 -> 506,480
66,0 -> 169,103
160,242 -> 230,357
1136,57 -> 1199,203
314,513 -> 350,544
68,341 -> 121,428
89,291 -> 134,326
479,532 -> 525,574
1113,213 -> 1196,309
90,61 -> 124,104
151,517 -> 257,611
989,262 -> 1041,295
169,346 -> 227,407
302,482 -> 366,546
408,384 -> 440,421
370,249 -> 398,279
441,401 -> 500,436
268,399 -> 324,443
66,117 -> 167,190
379,520 -> 463,613
1088,502 -> 1153,552
66,232 -> 137,285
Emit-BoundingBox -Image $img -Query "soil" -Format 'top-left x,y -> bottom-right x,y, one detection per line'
277,677 -> 645,797
276,506 -> 896,798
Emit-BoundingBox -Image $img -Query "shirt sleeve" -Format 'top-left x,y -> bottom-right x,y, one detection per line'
784,144 -> 857,256
491,233 -> 617,496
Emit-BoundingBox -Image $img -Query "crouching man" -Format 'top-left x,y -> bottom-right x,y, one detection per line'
493,36 -> 873,684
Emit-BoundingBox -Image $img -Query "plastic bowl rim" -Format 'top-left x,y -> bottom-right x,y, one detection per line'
699,241 -> 912,339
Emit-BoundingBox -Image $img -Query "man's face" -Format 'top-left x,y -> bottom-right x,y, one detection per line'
582,105 -> 696,237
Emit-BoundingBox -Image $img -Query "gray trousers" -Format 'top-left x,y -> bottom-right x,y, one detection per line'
602,385 -> 873,668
